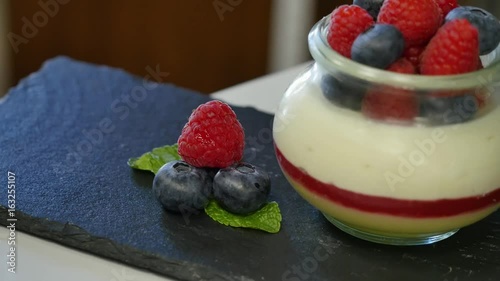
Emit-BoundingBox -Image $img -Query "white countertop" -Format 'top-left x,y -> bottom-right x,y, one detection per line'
0,62 -> 309,281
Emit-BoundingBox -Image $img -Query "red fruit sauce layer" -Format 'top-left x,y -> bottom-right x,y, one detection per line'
275,146 -> 500,218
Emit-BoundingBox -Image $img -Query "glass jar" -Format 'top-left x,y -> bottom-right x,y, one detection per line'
273,15 -> 500,245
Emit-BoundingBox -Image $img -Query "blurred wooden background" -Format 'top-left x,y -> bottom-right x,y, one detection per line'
3,0 -> 496,95
9,0 -> 273,94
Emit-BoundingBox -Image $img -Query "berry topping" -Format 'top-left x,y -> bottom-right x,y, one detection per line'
353,0 -> 385,20
321,74 -> 366,111
378,0 -> 441,46
434,0 -> 459,18
446,6 -> 500,55
362,88 -> 419,122
420,95 -> 479,124
320,0 -> 496,124
420,19 -> 479,75
327,5 -> 374,58
213,163 -> 271,215
387,58 -> 417,74
153,161 -> 212,212
362,59 -> 418,121
403,45 -> 426,69
351,24 -> 405,69
178,100 -> 245,168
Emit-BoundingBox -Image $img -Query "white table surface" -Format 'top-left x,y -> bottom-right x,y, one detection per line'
0,62 -> 310,281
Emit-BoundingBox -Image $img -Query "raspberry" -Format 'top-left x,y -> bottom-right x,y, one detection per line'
420,19 -> 479,75
403,45 -> 426,68
177,100 -> 245,168
327,5 -> 374,58
434,0 -> 459,18
362,89 -> 418,121
363,60 -> 418,121
387,58 -> 416,74
378,0 -> 441,46
446,6 -> 500,55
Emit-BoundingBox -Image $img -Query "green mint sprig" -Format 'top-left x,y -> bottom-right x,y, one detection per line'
128,144 -> 282,233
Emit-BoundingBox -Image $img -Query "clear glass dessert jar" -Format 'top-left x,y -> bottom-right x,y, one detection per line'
273,15 -> 500,245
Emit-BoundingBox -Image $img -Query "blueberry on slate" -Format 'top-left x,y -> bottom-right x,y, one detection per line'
213,162 -> 271,215
420,95 -> 479,125
351,24 -> 405,69
353,0 -> 385,20
446,6 -> 500,55
152,160 -> 212,213
320,74 -> 366,111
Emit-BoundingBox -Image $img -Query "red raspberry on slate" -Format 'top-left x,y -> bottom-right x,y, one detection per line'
378,0 -> 441,46
403,45 -> 426,68
363,60 -> 418,121
327,5 -> 374,58
420,19 -> 479,75
387,58 -> 416,74
434,0 -> 459,18
178,100 -> 245,168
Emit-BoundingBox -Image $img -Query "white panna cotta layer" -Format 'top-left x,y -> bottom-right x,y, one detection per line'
273,75 -> 500,201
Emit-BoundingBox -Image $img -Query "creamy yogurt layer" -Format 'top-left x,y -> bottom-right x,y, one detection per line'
273,78 -> 500,201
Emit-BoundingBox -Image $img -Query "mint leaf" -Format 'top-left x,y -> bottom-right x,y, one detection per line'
127,144 -> 180,174
129,145 -> 282,233
205,201 -> 282,233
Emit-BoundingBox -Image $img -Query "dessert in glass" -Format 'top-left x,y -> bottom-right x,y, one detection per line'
273,12 -> 500,245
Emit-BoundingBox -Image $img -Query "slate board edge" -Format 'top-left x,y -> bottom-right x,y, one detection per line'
0,206 -> 251,281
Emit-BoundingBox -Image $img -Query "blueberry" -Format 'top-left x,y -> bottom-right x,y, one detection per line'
446,6 -> 500,55
213,163 -> 271,215
320,74 -> 366,111
152,161 -> 212,213
420,95 -> 479,125
351,24 -> 405,69
353,0 -> 385,20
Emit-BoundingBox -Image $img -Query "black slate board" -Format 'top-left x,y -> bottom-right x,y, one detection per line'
1,57 -> 499,281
